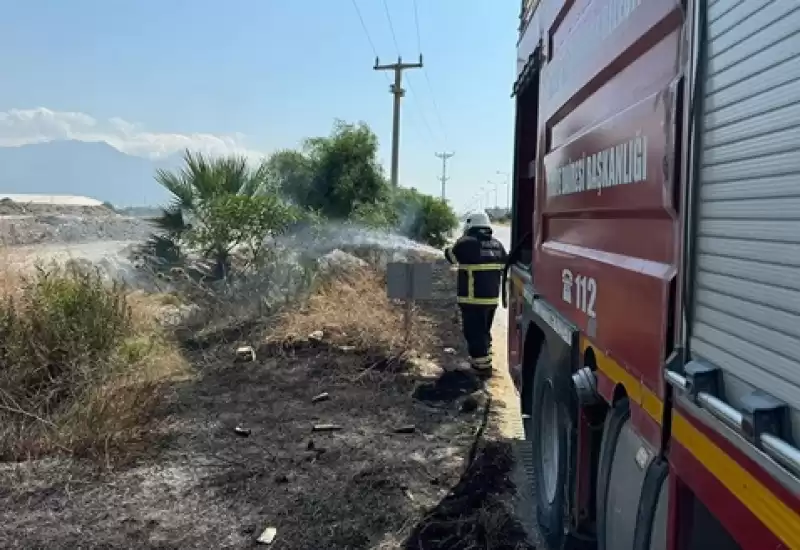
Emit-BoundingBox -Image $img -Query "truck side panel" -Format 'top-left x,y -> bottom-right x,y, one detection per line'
534,0 -> 684,406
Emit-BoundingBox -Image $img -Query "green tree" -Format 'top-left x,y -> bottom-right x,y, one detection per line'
187,193 -> 297,275
301,120 -> 390,218
154,150 -> 296,276
395,190 -> 458,248
264,149 -> 314,207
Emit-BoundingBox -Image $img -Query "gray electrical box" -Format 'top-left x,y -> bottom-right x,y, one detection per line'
386,262 -> 433,301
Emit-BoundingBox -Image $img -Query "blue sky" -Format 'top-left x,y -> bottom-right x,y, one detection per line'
0,1 -> 518,211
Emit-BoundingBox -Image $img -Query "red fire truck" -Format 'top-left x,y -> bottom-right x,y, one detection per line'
506,0 -> 800,548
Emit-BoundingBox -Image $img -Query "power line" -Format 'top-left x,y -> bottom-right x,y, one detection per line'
405,76 -> 438,144
380,0 -> 438,148
412,0 -> 422,53
351,0 -> 432,149
422,72 -> 448,144
411,0 -> 449,146
381,0 -> 402,53
351,0 -> 391,84
351,0 -> 380,60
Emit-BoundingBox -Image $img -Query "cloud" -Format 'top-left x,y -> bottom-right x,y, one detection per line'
0,107 -> 264,160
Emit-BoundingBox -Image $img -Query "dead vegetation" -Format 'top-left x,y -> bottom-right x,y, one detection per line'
269,265 -> 430,354
0,261 -> 188,463
0,254 -> 533,549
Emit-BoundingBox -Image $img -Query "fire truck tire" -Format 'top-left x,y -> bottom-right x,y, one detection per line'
529,340 -> 574,550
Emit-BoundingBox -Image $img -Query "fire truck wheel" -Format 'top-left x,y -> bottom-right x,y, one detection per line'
529,341 -> 573,550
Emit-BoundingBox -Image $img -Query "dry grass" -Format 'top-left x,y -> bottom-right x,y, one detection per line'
0,259 -> 189,464
270,265 -> 432,354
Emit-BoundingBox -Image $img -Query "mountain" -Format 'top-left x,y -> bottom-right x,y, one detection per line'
0,140 -> 183,207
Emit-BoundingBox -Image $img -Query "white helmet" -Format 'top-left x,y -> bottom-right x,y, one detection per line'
463,211 -> 491,232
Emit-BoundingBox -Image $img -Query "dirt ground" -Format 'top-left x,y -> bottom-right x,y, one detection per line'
0,263 -> 534,549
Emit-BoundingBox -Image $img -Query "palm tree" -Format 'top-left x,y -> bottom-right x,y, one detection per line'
155,150 -> 267,233
153,150 -> 270,277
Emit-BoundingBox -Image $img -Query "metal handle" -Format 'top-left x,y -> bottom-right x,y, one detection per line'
665,370 -> 800,479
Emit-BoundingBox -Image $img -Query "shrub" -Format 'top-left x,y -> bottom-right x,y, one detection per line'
396,192 -> 458,248
0,263 -> 186,461
0,264 -> 132,410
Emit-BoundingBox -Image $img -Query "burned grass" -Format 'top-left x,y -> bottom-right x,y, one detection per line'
0,332 -> 483,549
404,442 -> 535,550
0,260 -> 532,549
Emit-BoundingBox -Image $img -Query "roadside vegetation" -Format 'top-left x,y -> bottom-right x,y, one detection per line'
152,119 -> 458,274
0,121 -> 533,548
0,120 -> 457,466
0,262 -> 187,462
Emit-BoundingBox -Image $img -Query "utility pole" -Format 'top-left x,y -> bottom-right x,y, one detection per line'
374,55 -> 423,188
496,170 -> 511,210
488,180 -> 499,210
435,151 -> 454,200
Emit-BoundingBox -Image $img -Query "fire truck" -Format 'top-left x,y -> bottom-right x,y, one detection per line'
505,0 -> 800,548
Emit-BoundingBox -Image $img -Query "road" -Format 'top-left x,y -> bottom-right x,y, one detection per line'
488,223 -> 542,545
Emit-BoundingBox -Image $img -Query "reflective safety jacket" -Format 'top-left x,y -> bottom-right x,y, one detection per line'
444,228 -> 508,306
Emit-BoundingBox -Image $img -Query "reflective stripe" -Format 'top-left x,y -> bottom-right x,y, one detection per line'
456,263 -> 503,303
457,296 -> 499,305
459,263 -> 504,272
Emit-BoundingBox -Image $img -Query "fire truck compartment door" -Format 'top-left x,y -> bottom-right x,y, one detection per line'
690,0 -> 800,456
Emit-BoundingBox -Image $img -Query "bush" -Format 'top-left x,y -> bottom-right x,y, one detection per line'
393,189 -> 458,248
0,264 -> 132,408
0,263 -> 186,461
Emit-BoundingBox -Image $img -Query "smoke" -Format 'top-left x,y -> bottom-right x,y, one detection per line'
274,220 -> 441,261
8,220 -> 445,329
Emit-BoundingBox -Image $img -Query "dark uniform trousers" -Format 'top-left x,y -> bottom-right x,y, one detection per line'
444,230 -> 507,374
459,303 -> 496,370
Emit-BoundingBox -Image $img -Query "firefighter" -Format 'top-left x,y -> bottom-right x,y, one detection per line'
444,211 -> 508,377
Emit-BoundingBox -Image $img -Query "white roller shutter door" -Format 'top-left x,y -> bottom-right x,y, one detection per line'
691,0 -> 800,444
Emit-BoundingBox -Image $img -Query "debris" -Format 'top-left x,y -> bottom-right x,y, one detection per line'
338,345 -> 356,352
256,526 -> 277,545
308,330 -> 324,341
443,347 -> 456,355
234,426 -> 251,437
235,346 -> 256,362
312,392 -> 330,403
274,473 -> 289,484
306,440 -> 315,450
312,423 -> 342,432
393,424 -> 416,434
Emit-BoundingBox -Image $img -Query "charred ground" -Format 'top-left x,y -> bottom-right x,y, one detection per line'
0,261 -> 534,549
